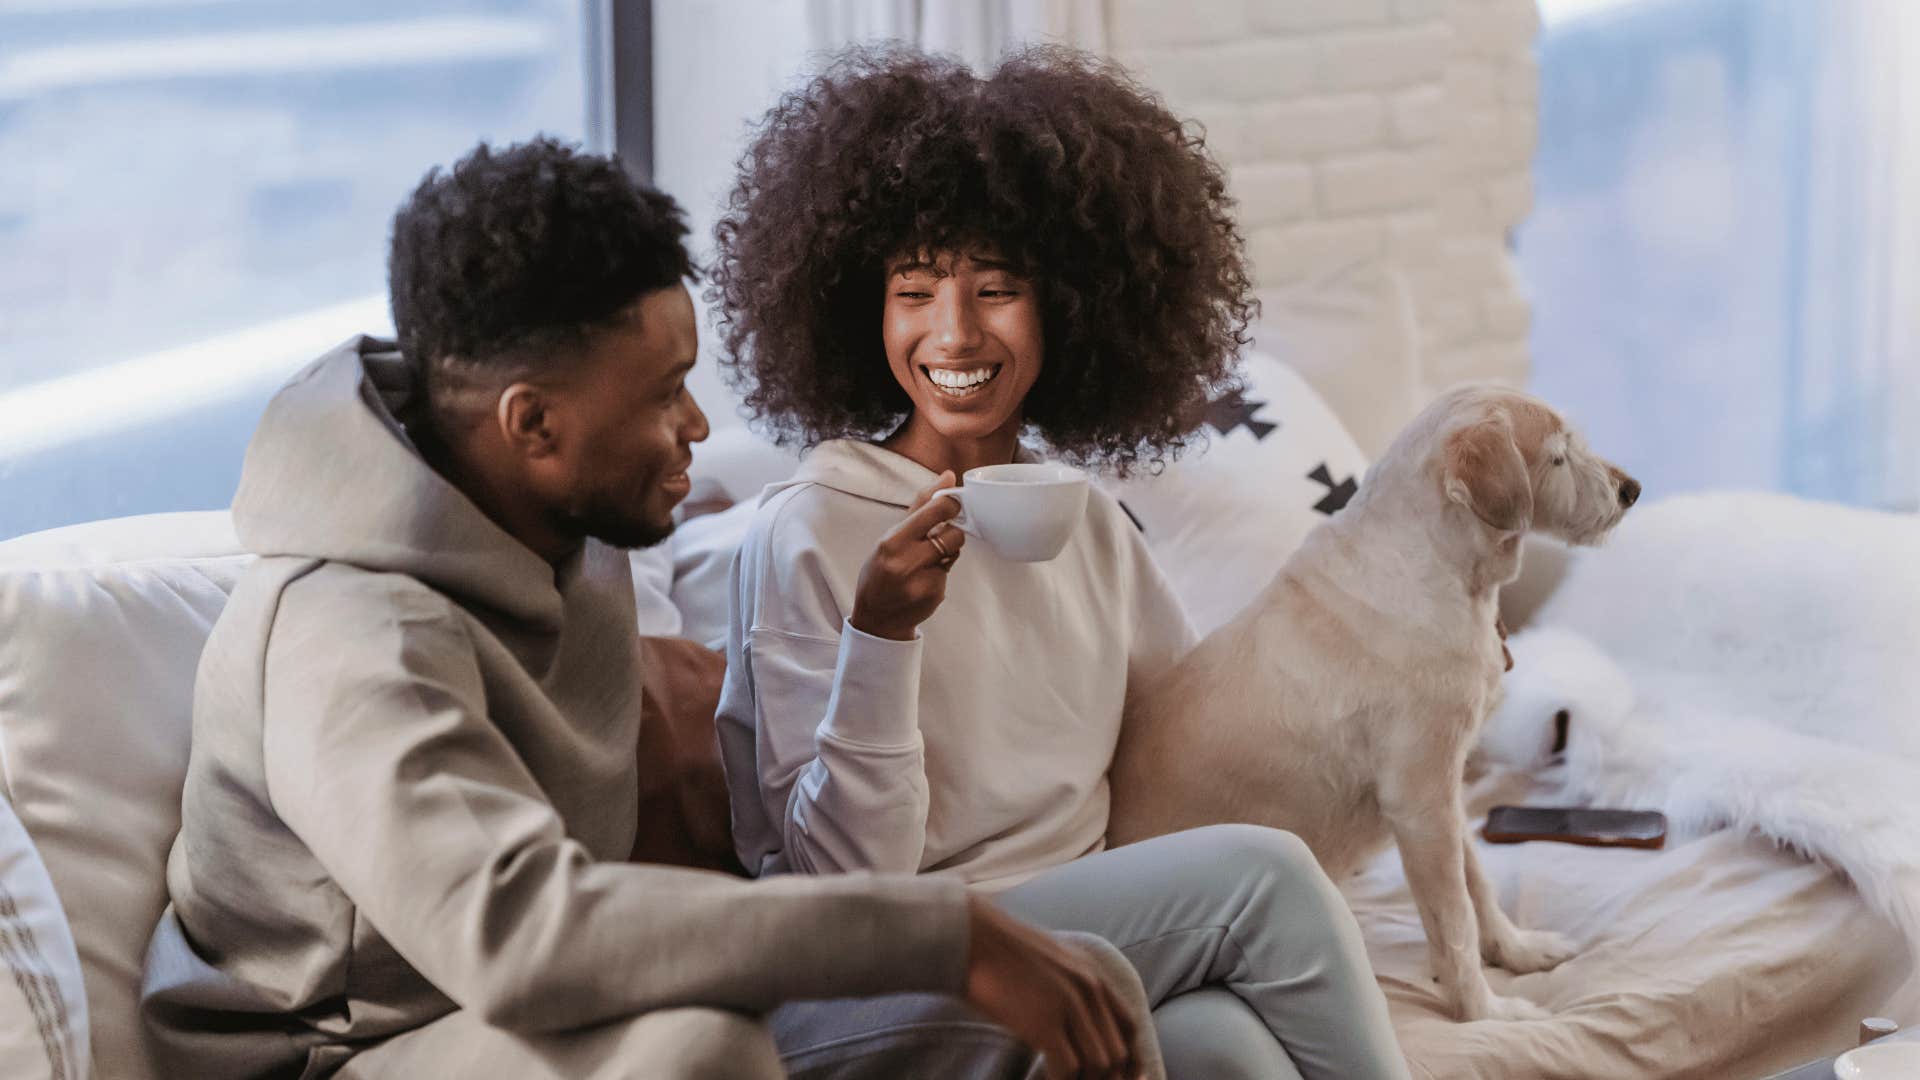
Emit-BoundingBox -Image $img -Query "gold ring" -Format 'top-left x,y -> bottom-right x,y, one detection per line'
927,529 -> 953,560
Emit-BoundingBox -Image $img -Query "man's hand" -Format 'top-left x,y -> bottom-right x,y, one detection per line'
849,472 -> 967,642
963,894 -> 1142,1080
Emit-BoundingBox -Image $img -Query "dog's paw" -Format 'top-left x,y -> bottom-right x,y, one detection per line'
1458,991 -> 1554,1023
1490,928 -> 1578,974
1484,993 -> 1554,1022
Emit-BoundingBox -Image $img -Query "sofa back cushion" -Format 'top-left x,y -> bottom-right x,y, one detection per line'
0,512 -> 247,1080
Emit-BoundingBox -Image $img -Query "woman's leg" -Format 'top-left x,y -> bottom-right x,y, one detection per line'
996,824 -> 1410,1080
1154,989 -> 1304,1080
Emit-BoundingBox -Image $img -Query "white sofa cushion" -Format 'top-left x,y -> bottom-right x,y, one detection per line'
1105,349 -> 1370,636
0,512 -> 247,1080
669,500 -> 758,652
0,791 -> 88,1080
0,511 -> 240,567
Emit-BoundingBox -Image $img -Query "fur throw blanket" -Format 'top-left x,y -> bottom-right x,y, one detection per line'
1480,492 -> 1920,975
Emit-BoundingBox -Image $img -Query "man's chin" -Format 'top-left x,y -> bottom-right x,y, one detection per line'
565,509 -> 675,552
598,521 -> 675,551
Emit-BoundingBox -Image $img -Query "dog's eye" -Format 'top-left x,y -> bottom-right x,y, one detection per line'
1551,709 -> 1571,754
1551,455 -> 1566,466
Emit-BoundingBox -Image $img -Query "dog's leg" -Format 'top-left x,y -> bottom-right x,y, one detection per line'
1380,755 -> 1551,1022
1463,836 -> 1578,974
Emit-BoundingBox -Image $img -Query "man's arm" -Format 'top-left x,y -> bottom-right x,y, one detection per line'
260,579 -> 968,1034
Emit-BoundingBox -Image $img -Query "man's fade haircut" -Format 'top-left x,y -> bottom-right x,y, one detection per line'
710,44 -> 1255,475
388,136 -> 693,424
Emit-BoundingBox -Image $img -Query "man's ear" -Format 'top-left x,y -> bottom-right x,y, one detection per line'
497,382 -> 560,458
1443,413 -> 1532,532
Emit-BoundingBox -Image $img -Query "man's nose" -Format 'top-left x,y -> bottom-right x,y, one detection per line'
684,393 -> 711,445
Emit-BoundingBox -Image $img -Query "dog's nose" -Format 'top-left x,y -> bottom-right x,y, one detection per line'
1618,477 -> 1641,508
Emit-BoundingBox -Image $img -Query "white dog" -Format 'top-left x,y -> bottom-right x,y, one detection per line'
1108,384 -> 1638,1022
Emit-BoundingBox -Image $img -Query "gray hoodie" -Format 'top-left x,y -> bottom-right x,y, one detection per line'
140,339 -> 968,1078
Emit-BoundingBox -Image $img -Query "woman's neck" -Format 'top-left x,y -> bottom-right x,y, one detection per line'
880,412 -> 1023,478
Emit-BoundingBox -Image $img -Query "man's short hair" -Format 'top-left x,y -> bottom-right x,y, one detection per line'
388,136 -> 693,417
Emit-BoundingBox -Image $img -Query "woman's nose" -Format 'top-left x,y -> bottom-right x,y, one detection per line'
932,290 -> 983,354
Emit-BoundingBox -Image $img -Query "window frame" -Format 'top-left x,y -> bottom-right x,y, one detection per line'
585,0 -> 653,183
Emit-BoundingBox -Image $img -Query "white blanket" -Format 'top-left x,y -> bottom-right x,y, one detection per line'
1482,491 -> 1920,1012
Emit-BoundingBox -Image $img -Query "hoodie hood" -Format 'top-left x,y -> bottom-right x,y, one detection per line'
232,336 -> 565,628
767,438 -> 1043,509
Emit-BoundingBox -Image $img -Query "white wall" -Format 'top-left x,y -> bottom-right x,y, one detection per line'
1108,0 -> 1540,454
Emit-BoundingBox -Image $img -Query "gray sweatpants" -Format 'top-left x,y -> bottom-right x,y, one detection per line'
337,930 -> 1160,1079
996,825 -> 1412,1080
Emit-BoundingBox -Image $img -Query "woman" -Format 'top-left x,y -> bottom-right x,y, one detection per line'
711,45 -> 1411,1080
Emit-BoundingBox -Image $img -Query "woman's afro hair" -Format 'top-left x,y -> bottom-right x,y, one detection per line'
709,44 -> 1255,474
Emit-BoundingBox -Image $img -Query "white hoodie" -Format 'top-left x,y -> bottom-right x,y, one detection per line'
717,440 -> 1198,891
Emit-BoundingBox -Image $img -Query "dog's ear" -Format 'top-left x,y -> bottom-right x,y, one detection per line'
1444,415 -> 1532,532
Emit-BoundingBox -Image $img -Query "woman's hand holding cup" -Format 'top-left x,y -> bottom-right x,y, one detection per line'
850,471 -> 968,641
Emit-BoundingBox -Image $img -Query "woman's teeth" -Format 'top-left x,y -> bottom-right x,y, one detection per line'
925,364 -> 1001,397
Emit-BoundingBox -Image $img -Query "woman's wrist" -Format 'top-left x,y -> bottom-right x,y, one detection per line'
849,606 -> 916,641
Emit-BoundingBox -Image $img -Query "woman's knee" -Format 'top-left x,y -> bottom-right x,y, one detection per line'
1181,824 -> 1321,879
1178,825 -> 1350,920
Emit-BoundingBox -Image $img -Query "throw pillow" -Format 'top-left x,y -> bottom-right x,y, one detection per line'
1106,349 -> 1370,636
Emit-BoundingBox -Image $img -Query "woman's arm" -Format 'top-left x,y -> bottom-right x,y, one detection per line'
716,479 -> 964,878
735,618 -> 933,875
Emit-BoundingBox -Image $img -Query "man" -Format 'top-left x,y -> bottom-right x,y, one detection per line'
139,138 -> 1151,1079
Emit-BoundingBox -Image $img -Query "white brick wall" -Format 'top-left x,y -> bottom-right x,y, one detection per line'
1110,0 -> 1539,454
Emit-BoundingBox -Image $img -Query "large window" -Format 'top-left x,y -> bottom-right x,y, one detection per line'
1524,0 -> 1919,510
0,0 -> 593,539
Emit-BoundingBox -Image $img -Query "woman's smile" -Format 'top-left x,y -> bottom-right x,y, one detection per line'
922,362 -> 1004,399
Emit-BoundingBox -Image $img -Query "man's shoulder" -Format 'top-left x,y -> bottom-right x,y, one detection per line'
271,557 -> 459,610
253,558 -> 471,653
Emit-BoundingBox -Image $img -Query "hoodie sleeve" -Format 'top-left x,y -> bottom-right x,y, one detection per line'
261,577 -> 968,1034
715,492 -> 935,878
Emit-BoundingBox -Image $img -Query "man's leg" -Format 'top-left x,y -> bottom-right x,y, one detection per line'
333,1005 -> 784,1080
995,824 -> 1412,1080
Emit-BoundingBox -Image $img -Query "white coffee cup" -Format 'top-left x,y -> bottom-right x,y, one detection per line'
932,463 -> 1089,562
1836,1042 -> 1920,1080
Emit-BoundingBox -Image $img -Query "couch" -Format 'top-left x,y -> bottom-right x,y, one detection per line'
3,347 -> 1912,1079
